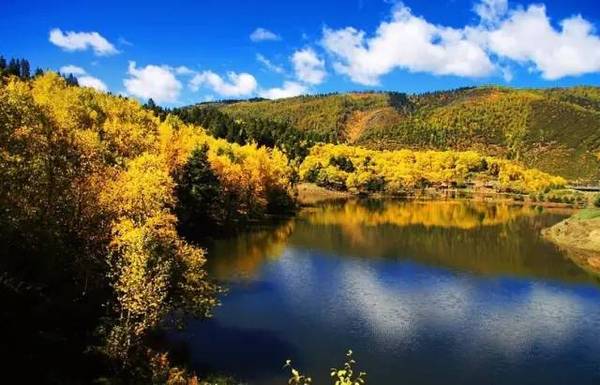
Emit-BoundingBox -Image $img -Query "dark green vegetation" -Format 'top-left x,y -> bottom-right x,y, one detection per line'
186,87 -> 600,182
0,55 -> 78,84
0,55 -> 32,79
176,144 -> 225,236
170,104 -> 318,161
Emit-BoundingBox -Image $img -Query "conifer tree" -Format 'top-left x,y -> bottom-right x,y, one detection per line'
145,98 -> 156,109
176,143 -> 223,236
19,59 -> 30,78
65,73 -> 79,86
7,58 -> 19,76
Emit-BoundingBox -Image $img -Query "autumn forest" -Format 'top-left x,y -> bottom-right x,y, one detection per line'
1,61 -> 599,384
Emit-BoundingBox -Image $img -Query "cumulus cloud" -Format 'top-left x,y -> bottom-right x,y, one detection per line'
49,28 -> 118,56
59,65 -> 86,75
486,4 -> 600,79
250,27 -> 281,42
291,48 -> 326,85
124,61 -> 182,103
189,71 -> 257,97
78,76 -> 108,92
257,54 -> 285,74
321,4 -> 494,85
259,81 -> 307,99
320,1 -> 600,84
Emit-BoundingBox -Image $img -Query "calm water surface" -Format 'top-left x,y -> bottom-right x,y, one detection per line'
171,200 -> 600,385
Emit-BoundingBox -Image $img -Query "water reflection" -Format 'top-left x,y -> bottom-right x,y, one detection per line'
207,220 -> 294,280
209,200 -> 594,284
181,200 -> 600,385
304,200 -> 542,229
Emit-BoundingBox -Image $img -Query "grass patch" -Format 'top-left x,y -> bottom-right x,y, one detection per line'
573,208 -> 600,220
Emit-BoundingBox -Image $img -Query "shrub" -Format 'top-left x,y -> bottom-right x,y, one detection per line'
286,350 -> 366,385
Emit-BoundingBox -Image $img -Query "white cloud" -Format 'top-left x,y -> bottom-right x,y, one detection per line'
189,71 -> 257,97
250,27 -> 281,42
291,48 -> 326,85
78,76 -> 108,92
321,1 -> 600,83
321,4 -> 494,85
49,28 -> 118,56
174,66 -> 195,75
259,81 -> 307,99
487,4 -> 600,79
59,65 -> 86,75
474,0 -> 508,25
59,65 -> 107,92
124,61 -> 182,103
256,54 -> 285,74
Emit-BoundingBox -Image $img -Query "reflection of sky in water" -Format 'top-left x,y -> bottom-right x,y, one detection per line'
177,202 -> 600,385
178,250 -> 600,385
277,252 -> 592,348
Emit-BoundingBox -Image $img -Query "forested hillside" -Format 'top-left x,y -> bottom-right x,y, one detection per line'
181,87 -> 600,182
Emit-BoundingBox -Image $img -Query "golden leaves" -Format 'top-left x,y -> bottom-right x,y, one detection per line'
300,143 -> 565,194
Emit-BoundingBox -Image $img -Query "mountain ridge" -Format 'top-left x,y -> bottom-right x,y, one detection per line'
177,86 -> 600,182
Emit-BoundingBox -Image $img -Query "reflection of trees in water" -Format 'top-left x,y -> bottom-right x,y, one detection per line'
208,200 -> 599,285
208,219 -> 295,280
303,200 -> 540,230
290,201 -> 598,284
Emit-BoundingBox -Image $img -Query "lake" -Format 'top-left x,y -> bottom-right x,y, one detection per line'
170,200 -> 600,385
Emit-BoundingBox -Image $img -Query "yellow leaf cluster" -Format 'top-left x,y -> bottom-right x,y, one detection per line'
0,73 -> 292,361
300,143 -> 565,194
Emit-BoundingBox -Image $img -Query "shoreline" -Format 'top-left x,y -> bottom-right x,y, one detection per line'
296,182 -> 582,211
542,209 -> 600,276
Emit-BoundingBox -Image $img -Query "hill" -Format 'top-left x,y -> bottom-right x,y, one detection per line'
181,86 -> 600,182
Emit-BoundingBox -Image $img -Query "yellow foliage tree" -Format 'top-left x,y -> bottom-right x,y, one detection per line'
0,73 -> 294,373
300,143 -> 565,195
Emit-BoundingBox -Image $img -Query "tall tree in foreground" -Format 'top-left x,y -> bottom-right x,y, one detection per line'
175,143 -> 224,237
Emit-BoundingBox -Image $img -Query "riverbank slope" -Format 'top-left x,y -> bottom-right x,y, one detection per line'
542,209 -> 600,275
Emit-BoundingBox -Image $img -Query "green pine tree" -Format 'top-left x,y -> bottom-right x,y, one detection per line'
19,59 -> 30,78
175,143 -> 224,237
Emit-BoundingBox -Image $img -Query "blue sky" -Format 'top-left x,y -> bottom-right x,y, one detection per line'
1,0 -> 600,106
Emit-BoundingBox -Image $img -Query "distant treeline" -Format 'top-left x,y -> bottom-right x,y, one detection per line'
0,54 -> 80,85
144,99 -> 320,161
177,85 -> 600,182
